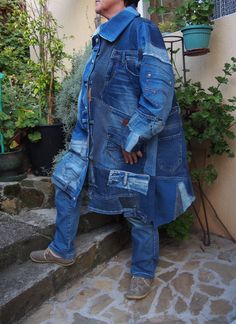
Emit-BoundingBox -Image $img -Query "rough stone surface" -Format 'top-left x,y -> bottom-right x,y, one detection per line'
158,269 -> 177,282
171,272 -> 194,298
204,261 -> 236,284
3,183 -> 21,197
155,285 -> 173,312
20,188 -> 44,209
130,284 -> 159,316
0,176 -> 55,214
189,292 -> 208,315
175,297 -> 187,314
199,284 -> 224,297
118,271 -> 130,293
1,197 -> 21,214
183,260 -> 200,270
67,288 -> 99,310
198,269 -> 215,283
0,212 -> 45,270
210,299 -> 233,316
89,295 -> 113,315
22,303 -> 53,324
19,234 -> 236,324
100,265 -> 123,280
218,248 -> 236,263
93,279 -> 114,292
158,259 -> 174,269
138,315 -> 185,323
103,307 -> 131,323
72,313 -> 106,324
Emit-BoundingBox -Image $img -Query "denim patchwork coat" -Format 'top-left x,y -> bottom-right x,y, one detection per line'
52,6 -> 195,228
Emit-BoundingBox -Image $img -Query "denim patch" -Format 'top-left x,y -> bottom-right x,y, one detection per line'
177,181 -> 195,213
108,170 -> 150,195
70,139 -> 88,157
143,42 -> 170,65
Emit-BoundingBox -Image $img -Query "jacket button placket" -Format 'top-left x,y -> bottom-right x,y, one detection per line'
87,37 -> 100,162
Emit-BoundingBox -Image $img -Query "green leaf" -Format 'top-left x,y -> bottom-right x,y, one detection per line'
215,76 -> 228,84
27,131 -> 41,142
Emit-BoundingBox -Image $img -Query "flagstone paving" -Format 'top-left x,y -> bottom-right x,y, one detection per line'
21,233 -> 236,324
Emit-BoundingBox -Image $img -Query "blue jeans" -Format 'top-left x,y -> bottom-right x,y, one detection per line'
49,188 -> 159,278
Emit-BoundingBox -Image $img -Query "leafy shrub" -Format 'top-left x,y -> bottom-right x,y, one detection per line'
55,46 -> 91,144
0,76 -> 41,152
163,212 -> 194,241
177,57 -> 236,184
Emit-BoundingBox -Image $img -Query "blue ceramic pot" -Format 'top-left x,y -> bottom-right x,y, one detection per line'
181,24 -> 213,51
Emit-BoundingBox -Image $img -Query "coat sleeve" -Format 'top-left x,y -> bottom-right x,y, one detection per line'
124,21 -> 175,152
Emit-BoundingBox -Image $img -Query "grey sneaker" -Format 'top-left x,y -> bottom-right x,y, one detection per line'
30,248 -> 75,266
125,276 -> 153,300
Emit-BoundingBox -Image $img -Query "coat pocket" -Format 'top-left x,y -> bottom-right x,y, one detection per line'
157,133 -> 183,174
52,150 -> 87,198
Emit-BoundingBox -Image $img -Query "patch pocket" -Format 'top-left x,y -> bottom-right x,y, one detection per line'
108,170 -> 150,195
105,50 -> 122,81
52,151 -> 87,194
125,55 -> 140,77
157,133 -> 183,173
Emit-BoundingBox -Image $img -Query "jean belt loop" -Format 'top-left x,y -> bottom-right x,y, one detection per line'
123,172 -> 128,186
122,51 -> 125,64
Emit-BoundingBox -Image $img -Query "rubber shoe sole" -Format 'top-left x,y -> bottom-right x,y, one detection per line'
125,289 -> 152,300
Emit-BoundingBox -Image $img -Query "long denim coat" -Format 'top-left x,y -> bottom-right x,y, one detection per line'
52,6 -> 195,228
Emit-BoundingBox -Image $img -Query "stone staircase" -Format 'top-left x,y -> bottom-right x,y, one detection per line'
0,177 -> 130,324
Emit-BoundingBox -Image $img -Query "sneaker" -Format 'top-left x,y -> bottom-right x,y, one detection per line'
30,248 -> 75,266
125,276 -> 153,300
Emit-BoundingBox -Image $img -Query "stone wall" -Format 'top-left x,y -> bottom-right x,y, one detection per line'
0,176 -> 55,215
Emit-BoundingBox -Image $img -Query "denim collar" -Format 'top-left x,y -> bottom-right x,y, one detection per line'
96,6 -> 140,43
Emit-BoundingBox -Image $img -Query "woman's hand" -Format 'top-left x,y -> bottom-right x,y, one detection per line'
122,149 -> 143,164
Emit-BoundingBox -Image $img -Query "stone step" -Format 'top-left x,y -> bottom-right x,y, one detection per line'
0,209 -> 118,271
0,223 -> 130,324
0,211 -> 51,272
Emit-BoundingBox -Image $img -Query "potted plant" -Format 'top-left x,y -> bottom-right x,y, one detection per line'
0,74 -> 41,181
12,0 -> 71,175
174,0 -> 214,51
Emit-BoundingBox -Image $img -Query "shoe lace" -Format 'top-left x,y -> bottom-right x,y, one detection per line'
131,276 -> 151,289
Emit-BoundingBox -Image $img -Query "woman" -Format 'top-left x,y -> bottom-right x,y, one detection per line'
30,0 -> 195,300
